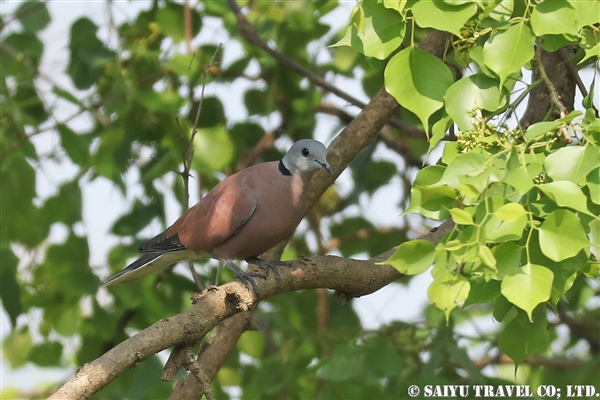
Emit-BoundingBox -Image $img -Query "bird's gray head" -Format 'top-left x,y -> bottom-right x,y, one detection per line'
281,139 -> 332,176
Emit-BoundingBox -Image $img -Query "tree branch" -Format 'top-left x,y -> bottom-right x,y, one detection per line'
225,0 -> 419,132
520,45 -> 576,132
168,312 -> 255,399
49,219 -> 453,399
533,39 -> 572,143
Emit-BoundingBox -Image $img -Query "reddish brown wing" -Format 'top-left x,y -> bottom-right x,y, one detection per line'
166,172 -> 257,253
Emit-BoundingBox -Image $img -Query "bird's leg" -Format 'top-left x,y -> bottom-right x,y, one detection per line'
223,260 -> 259,294
245,257 -> 287,281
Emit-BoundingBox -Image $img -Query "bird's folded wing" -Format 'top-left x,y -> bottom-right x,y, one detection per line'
139,173 -> 258,254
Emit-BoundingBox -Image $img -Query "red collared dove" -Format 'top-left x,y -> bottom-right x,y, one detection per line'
105,139 -> 332,292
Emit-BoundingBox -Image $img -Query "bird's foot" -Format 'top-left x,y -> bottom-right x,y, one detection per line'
245,258 -> 286,281
224,260 -> 259,294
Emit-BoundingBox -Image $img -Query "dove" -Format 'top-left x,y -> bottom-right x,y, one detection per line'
105,139 -> 332,292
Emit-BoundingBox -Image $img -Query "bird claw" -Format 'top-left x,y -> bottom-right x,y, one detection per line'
224,260 -> 259,295
236,271 -> 259,295
246,258 -> 283,281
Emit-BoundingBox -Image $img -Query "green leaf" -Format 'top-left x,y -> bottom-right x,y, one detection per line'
530,0 -> 577,37
191,96 -> 226,128
0,244 -> 22,328
445,74 -> 505,131
52,86 -> 85,107
58,124 -> 91,167
166,53 -> 202,80
244,89 -> 269,116
542,34 -> 577,52
457,183 -> 480,199
494,203 -> 527,222
16,1 -> 50,32
483,22 -> 535,85
331,1 -> 405,60
316,346 -> 366,381
378,240 -> 436,275
2,328 -> 32,368
1,32 -> 44,76
111,199 -> 162,237
30,341 -> 63,367
67,18 -> 116,90
430,113 -> 452,154
493,294 -> 514,322
504,147 -> 534,194
492,242 -> 521,280
385,46 -> 454,132
449,208 -> 474,225
383,0 -> 407,12
1,152 -> 48,247
436,152 -> 488,189
134,89 -> 186,113
528,233 -> 588,306
352,159 -> 398,196
545,145 -> 600,184
42,180 -> 83,226
478,244 -> 496,270
237,331 -> 265,359
481,200 -> 528,243
499,306 -> 549,366
33,233 -> 98,297
501,263 -> 553,321
157,3 -> 193,42
428,275 -> 471,323
524,120 -> 562,142
487,0 -> 513,22
419,185 -> 457,212
191,126 -> 235,173
405,166 -> 451,219
463,278 -> 501,307
583,78 -> 597,110
586,167 -> 600,205
573,0 -> 600,29
412,0 -> 477,36
537,181 -> 593,216
538,209 -> 591,262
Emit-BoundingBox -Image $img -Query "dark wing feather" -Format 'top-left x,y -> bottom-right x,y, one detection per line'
104,252 -> 162,285
138,229 -> 185,253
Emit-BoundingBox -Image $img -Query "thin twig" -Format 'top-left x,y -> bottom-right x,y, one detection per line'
558,47 -> 588,98
227,0 -> 365,107
1,1 -> 46,33
3,108 -> 87,158
180,46 -> 222,291
534,39 -> 572,143
226,0 -> 415,133
182,348 -> 216,400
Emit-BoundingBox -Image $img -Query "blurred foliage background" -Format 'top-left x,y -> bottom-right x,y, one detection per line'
1,0 -> 599,399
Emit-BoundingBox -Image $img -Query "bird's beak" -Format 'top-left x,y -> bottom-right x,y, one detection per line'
319,160 -> 333,175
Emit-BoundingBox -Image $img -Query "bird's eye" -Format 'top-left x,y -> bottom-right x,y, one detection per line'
301,148 -> 310,157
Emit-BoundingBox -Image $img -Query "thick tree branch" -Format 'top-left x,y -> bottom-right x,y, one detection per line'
317,101 -> 425,169
168,312 -> 255,400
49,219 -> 453,399
533,40 -> 572,142
520,45 -> 576,129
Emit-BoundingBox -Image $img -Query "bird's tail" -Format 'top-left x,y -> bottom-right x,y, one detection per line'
104,251 -> 192,286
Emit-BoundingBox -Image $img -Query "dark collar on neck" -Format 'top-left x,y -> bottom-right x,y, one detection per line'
278,159 -> 291,176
